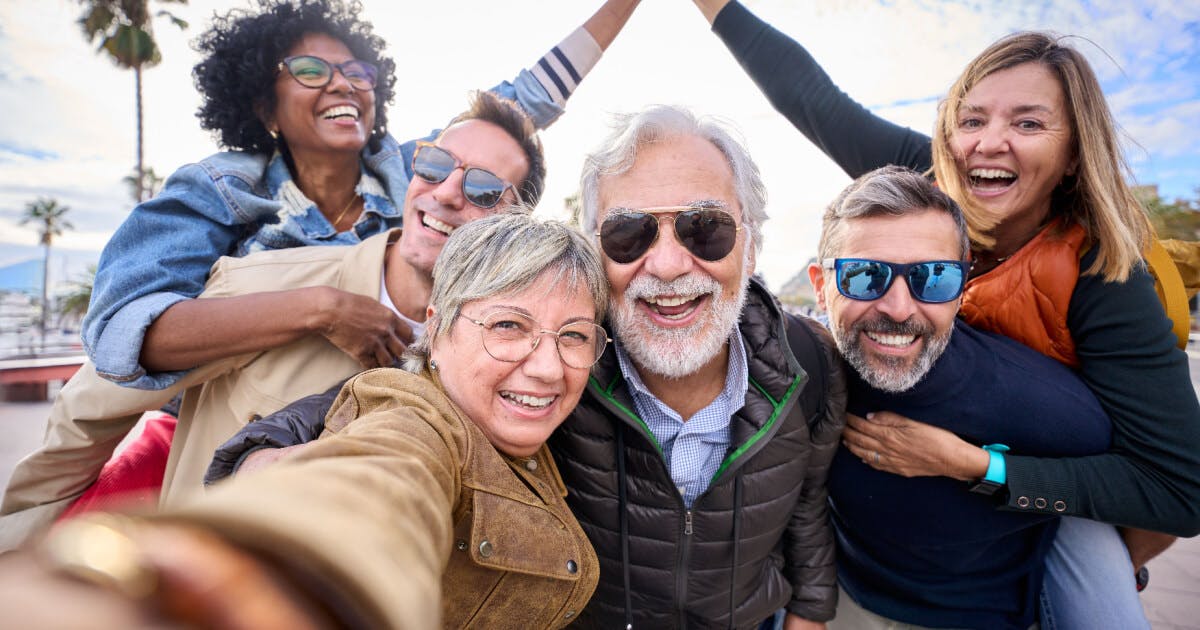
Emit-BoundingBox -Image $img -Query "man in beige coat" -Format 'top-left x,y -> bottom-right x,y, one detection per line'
0,103 -> 540,548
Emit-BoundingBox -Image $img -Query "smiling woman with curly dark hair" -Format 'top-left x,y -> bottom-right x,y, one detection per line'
193,0 -> 396,155
77,0 -> 642,387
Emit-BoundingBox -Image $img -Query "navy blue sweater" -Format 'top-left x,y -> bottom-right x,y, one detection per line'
712,0 -> 1200,538
830,321 -> 1111,628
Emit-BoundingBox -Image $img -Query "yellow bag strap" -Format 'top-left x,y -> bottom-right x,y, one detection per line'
1145,239 -> 1190,349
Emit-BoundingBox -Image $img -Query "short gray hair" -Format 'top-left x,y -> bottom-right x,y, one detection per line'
818,166 -> 970,261
578,105 -> 768,256
402,209 -> 608,372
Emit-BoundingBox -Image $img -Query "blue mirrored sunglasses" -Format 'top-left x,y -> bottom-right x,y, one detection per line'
822,258 -> 967,304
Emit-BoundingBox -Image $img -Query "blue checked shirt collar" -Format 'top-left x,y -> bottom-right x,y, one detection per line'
614,330 -> 749,507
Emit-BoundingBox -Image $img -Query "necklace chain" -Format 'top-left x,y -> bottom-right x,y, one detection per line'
328,190 -> 361,230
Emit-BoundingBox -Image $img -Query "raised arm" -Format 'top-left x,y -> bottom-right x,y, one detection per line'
696,0 -> 932,177
484,0 -> 642,130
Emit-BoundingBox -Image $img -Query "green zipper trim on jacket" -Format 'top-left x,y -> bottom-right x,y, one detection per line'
589,375 -> 664,455
709,373 -> 803,482
748,377 -> 779,408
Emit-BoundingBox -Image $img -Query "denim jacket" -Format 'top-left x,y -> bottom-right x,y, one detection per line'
84,71 -> 564,390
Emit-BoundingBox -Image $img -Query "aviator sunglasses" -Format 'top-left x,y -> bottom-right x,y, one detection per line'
823,258 -> 968,304
278,55 -> 378,91
598,206 -> 742,264
412,142 -> 516,209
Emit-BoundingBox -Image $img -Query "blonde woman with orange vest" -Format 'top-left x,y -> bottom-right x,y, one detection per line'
693,1 -> 1200,627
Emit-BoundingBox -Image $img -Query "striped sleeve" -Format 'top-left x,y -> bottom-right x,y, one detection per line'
528,26 -> 603,107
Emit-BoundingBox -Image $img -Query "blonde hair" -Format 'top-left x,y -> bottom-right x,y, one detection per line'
931,31 -> 1151,281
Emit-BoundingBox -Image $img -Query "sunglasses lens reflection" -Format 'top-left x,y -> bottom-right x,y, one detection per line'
838,261 -> 893,301
676,210 -> 738,262
413,146 -> 456,184
907,262 -> 963,303
463,169 -> 508,208
600,213 -> 659,263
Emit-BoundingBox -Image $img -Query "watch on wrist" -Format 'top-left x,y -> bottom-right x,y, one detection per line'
968,444 -> 1010,496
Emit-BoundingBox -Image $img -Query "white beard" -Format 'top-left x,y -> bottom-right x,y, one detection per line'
611,272 -> 749,379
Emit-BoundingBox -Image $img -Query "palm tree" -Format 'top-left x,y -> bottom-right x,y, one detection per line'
122,165 -> 165,201
20,198 -> 74,344
78,0 -> 188,203
58,264 -> 97,325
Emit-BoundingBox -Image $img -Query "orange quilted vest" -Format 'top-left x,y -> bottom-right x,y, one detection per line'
960,220 -> 1087,368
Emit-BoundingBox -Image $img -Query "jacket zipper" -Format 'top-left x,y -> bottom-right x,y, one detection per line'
677,509 -> 693,627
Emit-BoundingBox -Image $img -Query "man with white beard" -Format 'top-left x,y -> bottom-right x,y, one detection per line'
210,105 -> 847,628
553,105 -> 845,628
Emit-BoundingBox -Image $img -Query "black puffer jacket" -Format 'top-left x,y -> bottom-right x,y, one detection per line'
550,280 -> 846,629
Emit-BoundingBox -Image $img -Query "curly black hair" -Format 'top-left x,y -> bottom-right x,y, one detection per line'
193,0 -> 396,154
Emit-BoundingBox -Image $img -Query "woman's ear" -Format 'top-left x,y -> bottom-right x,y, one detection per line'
254,101 -> 277,137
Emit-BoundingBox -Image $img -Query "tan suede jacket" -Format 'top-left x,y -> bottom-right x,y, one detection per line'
173,368 -> 597,629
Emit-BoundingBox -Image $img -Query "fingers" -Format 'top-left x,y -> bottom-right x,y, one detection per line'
385,332 -> 408,366
374,344 -> 393,369
841,438 -> 888,472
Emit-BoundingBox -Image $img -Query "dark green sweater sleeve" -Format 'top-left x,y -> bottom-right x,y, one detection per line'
711,0 -> 933,176
1004,253 -> 1200,536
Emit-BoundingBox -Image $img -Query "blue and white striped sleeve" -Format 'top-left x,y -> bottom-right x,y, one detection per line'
529,26 -> 604,107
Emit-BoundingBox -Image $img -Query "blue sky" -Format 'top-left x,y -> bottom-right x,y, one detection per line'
1,0 -> 1197,291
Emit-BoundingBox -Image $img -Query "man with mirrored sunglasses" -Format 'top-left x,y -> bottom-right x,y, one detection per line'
1,92 -> 556,543
806,166 -> 1115,630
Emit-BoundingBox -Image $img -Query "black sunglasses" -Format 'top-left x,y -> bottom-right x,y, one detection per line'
598,206 -> 742,264
823,258 -> 967,304
412,142 -> 516,209
278,55 -> 378,91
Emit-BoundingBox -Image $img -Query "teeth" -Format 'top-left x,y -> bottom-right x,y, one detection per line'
422,214 -> 455,236
501,392 -> 555,408
865,331 -> 916,347
644,294 -> 699,307
968,168 -> 1015,180
321,105 -> 359,120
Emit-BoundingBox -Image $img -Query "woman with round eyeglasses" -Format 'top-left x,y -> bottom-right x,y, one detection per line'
81,0 -> 641,389
692,1 -> 1199,627
0,212 -> 610,629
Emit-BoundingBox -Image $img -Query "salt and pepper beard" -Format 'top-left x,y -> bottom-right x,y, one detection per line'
831,312 -> 953,393
610,270 -> 750,380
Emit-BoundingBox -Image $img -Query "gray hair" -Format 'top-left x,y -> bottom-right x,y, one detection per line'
818,166 -> 970,261
402,209 -> 608,372
578,105 -> 768,256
